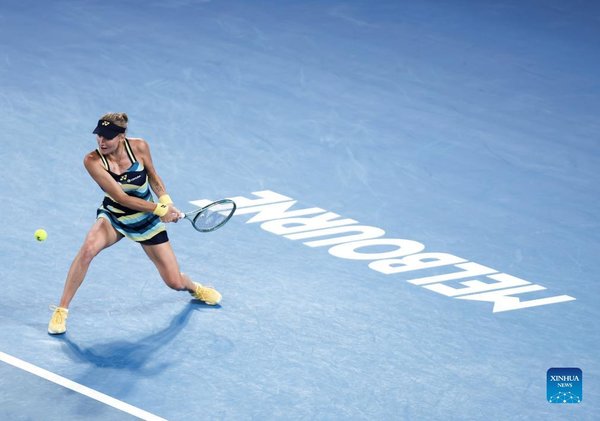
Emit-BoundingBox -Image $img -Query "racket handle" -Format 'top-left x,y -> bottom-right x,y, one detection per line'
178,212 -> 185,219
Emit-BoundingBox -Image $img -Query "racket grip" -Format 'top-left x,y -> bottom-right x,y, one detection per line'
178,212 -> 185,219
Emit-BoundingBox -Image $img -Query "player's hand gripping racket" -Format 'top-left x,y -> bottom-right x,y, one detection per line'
178,199 -> 236,232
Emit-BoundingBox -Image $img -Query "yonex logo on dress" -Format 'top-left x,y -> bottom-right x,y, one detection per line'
191,190 -> 576,314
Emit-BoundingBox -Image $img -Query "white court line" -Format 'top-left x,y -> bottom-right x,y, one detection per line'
0,351 -> 167,421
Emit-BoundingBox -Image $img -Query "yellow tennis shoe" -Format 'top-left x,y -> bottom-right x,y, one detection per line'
191,282 -> 222,305
48,306 -> 68,335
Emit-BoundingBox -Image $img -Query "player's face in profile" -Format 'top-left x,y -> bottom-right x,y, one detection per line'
96,134 -> 122,153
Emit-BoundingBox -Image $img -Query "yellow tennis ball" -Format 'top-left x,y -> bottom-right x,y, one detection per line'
34,229 -> 48,242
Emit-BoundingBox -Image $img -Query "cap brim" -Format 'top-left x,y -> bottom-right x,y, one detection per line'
93,126 -> 120,139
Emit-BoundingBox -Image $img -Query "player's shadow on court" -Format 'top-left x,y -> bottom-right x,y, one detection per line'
58,301 -> 219,376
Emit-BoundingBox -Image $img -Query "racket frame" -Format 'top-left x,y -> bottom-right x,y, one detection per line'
179,199 -> 236,232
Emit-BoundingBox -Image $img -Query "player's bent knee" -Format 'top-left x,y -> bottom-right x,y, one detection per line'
79,242 -> 102,264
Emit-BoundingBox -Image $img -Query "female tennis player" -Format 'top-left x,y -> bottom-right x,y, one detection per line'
48,112 -> 221,335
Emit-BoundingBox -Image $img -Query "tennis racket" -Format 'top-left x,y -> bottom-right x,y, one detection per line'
178,199 -> 236,232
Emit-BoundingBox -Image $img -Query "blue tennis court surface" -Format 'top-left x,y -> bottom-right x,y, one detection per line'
1,0 -> 599,419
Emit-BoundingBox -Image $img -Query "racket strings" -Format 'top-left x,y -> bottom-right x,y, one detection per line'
194,210 -> 225,228
189,201 -> 235,232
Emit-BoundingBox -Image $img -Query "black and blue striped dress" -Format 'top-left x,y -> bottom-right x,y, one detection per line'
96,139 -> 168,245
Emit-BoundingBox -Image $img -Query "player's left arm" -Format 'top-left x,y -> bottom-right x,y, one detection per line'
130,138 -> 181,216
